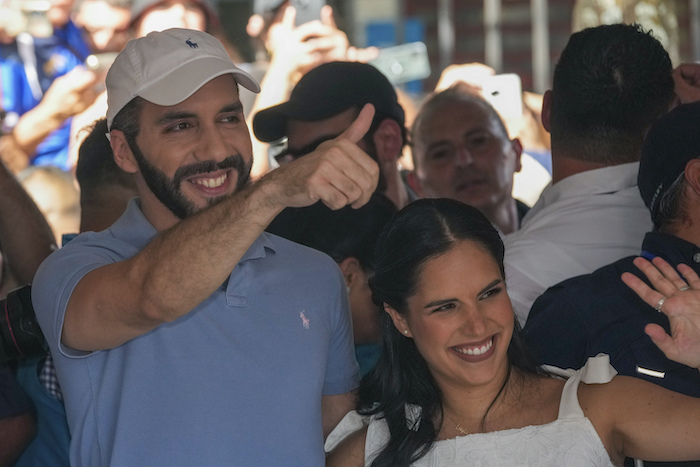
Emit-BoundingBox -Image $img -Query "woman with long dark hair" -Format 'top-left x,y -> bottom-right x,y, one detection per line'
326,198 -> 700,466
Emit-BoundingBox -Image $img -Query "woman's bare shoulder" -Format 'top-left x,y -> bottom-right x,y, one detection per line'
326,425 -> 368,467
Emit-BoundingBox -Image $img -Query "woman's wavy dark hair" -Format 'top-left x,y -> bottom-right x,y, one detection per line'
358,198 -> 541,466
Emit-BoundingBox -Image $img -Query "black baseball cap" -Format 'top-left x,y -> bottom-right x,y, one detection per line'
252,61 -> 405,143
638,101 -> 700,222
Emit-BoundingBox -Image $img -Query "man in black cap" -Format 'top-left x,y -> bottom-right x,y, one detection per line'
524,101 -> 700,467
253,60 -> 413,209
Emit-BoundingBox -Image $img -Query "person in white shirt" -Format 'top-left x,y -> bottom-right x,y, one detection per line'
503,23 -> 677,324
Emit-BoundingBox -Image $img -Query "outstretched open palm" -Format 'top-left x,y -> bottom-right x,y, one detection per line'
622,256 -> 700,369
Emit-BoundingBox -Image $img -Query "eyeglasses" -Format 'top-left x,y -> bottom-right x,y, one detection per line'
273,134 -> 340,166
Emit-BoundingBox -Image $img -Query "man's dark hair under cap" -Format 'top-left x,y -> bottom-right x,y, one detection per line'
252,61 -> 405,143
638,101 -> 700,223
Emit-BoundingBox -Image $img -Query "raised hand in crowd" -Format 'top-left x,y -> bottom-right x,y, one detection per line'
247,4 -> 378,178
12,67 -> 100,161
258,103 -> 379,210
623,257 -> 700,369
672,63 -> 700,106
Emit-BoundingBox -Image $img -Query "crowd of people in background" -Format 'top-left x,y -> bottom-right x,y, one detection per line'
0,0 -> 700,465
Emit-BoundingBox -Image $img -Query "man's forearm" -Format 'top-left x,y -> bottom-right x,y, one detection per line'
11,103 -> 66,158
61,177 -> 287,351
61,106 -> 378,351
0,153 -> 56,283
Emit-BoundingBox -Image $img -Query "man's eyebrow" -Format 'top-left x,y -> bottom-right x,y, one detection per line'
156,111 -> 196,126
220,102 -> 244,114
424,128 -> 490,152
425,139 -> 452,153
154,102 -> 244,126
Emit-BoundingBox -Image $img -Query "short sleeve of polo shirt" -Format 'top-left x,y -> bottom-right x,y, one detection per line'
322,265 -> 360,395
32,231 -> 136,358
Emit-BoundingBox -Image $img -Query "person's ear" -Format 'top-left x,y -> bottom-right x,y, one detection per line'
510,137 -> 523,174
384,303 -> 412,337
110,130 -> 138,174
541,90 -> 552,133
371,118 -> 402,165
338,257 -> 363,289
684,159 -> 700,200
406,170 -> 424,198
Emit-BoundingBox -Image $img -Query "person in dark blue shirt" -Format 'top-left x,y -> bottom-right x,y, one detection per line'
524,101 -> 700,467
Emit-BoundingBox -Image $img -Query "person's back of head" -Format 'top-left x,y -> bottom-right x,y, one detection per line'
550,23 -> 674,165
76,118 -> 137,232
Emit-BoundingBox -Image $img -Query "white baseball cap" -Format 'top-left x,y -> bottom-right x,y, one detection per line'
106,28 -> 260,130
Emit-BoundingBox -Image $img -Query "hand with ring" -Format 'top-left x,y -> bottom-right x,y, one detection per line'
622,256 -> 700,369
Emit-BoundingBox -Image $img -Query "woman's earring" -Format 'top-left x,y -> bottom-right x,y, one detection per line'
403,330 -> 409,335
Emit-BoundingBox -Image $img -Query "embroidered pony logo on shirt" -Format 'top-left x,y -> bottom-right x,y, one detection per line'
186,39 -> 198,49
300,311 -> 310,329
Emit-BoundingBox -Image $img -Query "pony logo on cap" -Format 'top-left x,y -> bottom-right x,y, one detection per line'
186,38 -> 198,49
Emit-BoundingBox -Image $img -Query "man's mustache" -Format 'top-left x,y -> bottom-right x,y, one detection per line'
173,154 -> 247,185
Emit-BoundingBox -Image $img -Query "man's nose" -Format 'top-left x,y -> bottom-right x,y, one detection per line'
197,125 -> 230,162
455,146 -> 474,167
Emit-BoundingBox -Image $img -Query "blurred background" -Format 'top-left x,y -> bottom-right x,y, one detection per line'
220,0 -> 699,95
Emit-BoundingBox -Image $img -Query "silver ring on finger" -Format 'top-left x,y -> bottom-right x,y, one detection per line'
679,285 -> 690,292
655,296 -> 667,312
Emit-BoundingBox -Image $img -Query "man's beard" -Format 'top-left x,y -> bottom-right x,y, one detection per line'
131,142 -> 252,220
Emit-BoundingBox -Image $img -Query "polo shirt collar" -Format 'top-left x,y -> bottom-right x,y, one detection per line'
641,231 -> 700,267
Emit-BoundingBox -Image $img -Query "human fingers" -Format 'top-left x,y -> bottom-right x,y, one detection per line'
337,104 -> 375,145
630,257 -> 682,298
281,4 -> 297,29
346,46 -> 379,63
645,323 -> 675,357
324,139 -> 379,208
672,65 -> 700,105
279,144 -> 377,210
646,315 -> 700,369
677,263 -> 700,290
675,63 -> 700,85
650,257 -> 690,292
320,4 -> 336,27
296,22 -> 348,50
621,270 -> 663,311
435,63 -> 495,93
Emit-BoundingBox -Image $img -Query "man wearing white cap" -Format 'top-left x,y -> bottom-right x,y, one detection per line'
32,28 -> 378,466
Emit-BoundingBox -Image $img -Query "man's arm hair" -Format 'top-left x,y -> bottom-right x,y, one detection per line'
58,105 -> 379,352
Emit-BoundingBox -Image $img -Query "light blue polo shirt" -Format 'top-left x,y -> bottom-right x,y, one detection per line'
32,198 -> 360,467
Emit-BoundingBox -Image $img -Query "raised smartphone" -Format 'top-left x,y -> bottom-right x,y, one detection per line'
368,42 -> 431,86
481,73 -> 523,120
291,0 -> 325,26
